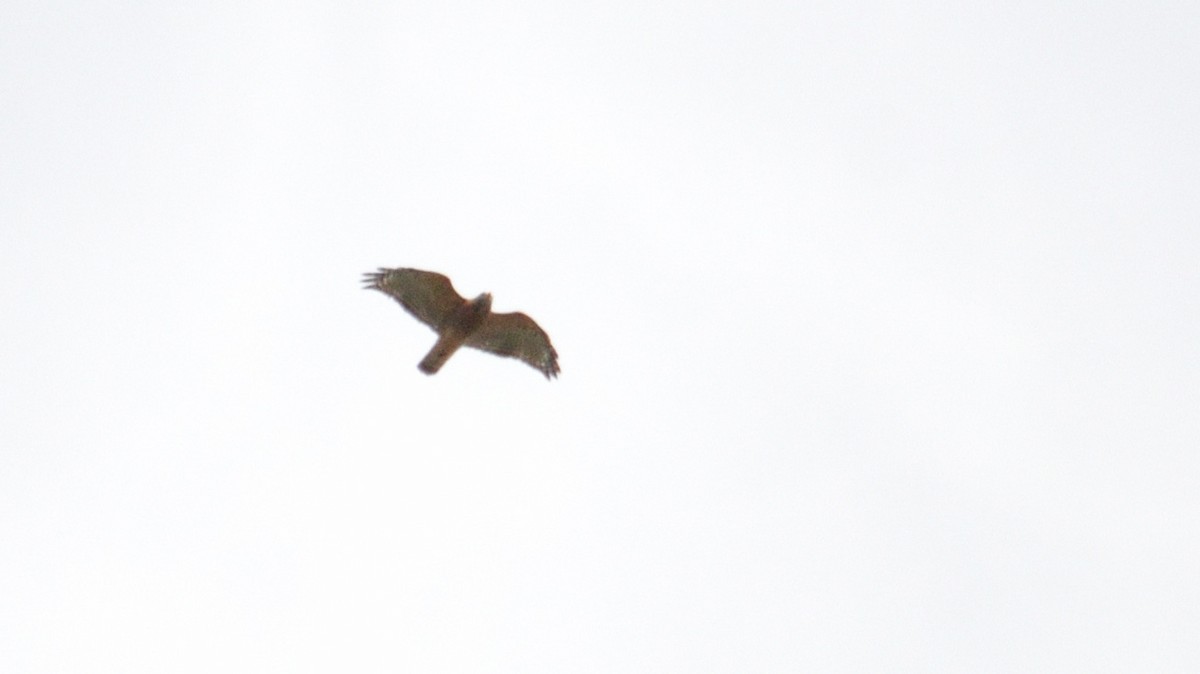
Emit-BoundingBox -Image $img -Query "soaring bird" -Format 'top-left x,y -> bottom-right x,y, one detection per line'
363,267 -> 559,379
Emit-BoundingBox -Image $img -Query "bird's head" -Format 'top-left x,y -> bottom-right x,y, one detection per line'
470,292 -> 493,316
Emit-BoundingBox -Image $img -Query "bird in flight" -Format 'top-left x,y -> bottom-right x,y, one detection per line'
363,267 -> 560,379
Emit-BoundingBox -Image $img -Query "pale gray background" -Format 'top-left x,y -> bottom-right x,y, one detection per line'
2,1 -> 1198,671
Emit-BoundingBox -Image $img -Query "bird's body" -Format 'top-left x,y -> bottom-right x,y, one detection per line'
363,268 -> 559,379
418,292 -> 491,374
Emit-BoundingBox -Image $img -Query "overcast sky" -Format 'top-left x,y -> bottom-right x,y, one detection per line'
2,1 -> 1198,671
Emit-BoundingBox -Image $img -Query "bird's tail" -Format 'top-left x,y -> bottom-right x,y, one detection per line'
418,334 -> 461,375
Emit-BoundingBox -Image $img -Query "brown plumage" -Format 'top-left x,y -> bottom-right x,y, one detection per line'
363,267 -> 560,379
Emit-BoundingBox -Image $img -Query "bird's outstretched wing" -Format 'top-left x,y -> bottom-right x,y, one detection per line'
465,312 -> 560,379
362,267 -> 466,330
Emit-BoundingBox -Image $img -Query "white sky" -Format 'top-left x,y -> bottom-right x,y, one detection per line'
2,1 -> 1198,671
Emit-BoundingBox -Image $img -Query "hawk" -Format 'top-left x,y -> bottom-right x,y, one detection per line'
363,267 -> 560,379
